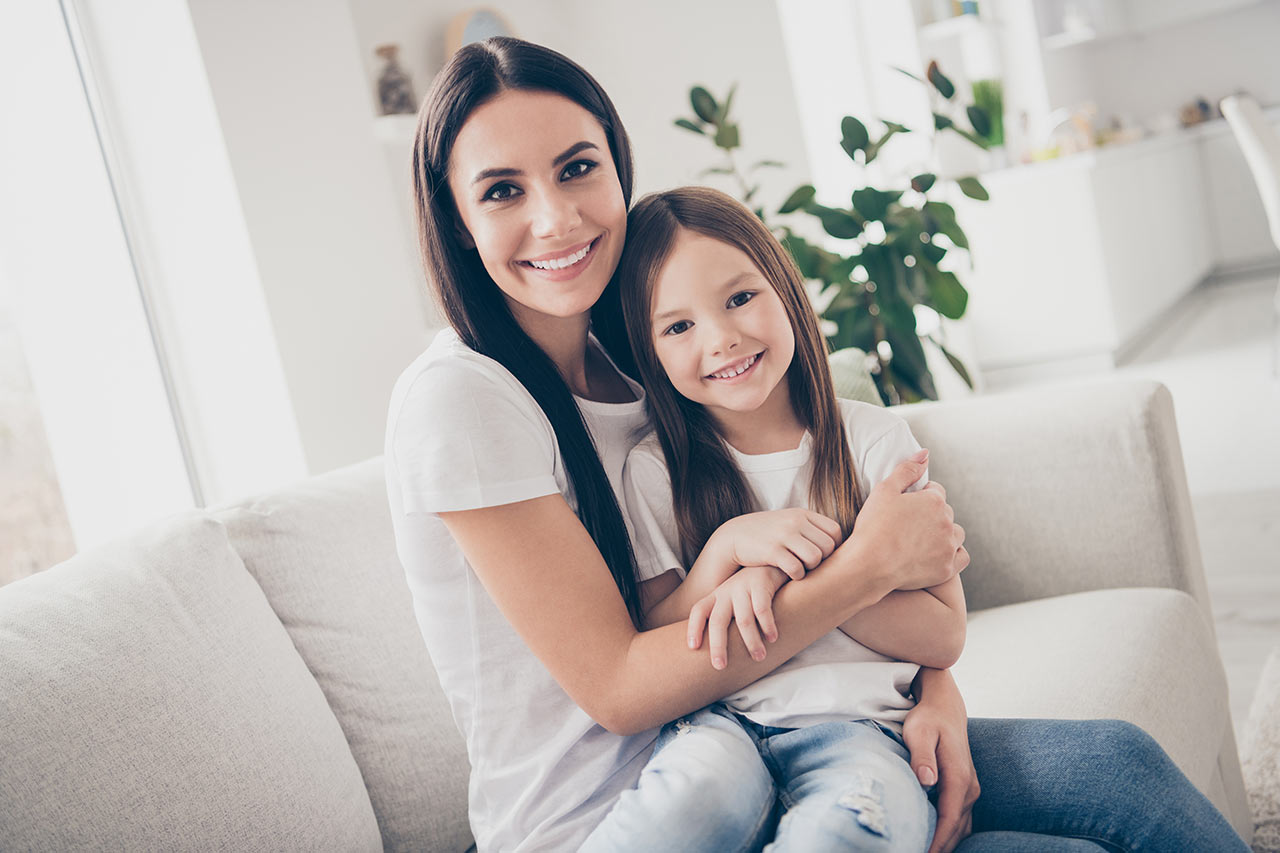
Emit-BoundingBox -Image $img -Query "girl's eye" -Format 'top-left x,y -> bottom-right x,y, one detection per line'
662,320 -> 691,337
482,182 -> 521,202
727,290 -> 756,308
561,159 -> 597,180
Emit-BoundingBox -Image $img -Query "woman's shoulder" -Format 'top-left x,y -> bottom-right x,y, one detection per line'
386,327 -> 551,450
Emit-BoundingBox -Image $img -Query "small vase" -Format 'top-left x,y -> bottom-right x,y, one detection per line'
375,44 -> 417,116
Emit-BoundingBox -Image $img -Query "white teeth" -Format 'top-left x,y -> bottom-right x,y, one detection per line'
710,353 -> 759,379
528,243 -> 591,270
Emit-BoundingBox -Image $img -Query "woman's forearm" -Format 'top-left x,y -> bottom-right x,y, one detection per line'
839,576 -> 966,669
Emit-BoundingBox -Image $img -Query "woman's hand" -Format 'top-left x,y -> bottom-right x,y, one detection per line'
903,667 -> 980,853
708,509 -> 843,581
852,450 -> 969,591
687,565 -> 790,669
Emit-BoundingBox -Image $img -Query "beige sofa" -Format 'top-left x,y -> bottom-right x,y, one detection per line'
0,378 -> 1251,849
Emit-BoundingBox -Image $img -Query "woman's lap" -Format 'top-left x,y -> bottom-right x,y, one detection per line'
965,717 -> 1248,852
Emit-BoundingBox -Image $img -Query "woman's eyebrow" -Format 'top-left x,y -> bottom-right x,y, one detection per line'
471,141 -> 600,186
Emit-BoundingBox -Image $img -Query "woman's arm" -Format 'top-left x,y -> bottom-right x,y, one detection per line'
902,667 -> 981,853
440,454 -> 964,735
837,576 -> 967,668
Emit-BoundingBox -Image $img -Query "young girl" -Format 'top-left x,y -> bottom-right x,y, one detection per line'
585,186 -> 967,851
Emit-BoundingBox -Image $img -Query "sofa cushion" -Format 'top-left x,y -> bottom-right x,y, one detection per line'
215,459 -> 471,852
0,513 -> 382,851
954,587 -> 1229,794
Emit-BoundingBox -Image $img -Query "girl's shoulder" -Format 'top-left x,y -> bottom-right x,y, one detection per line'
836,398 -> 912,453
625,429 -> 667,471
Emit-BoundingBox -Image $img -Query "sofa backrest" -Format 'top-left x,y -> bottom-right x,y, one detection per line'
214,458 -> 473,852
0,513 -> 383,850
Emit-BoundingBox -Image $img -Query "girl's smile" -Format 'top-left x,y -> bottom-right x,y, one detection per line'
650,230 -> 797,438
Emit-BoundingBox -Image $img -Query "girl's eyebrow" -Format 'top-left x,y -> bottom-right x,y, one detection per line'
470,141 -> 600,186
651,270 -> 757,323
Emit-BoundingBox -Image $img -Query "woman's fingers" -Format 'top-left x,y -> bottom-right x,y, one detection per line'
686,595 -> 714,650
707,595 -> 734,670
924,480 -> 946,501
732,588 -> 766,662
801,522 -> 838,560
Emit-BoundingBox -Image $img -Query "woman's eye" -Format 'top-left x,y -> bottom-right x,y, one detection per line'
561,159 -> 597,180
728,291 -> 756,308
662,320 -> 691,336
482,182 -> 520,202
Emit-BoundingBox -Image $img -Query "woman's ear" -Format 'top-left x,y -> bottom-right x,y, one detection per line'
454,218 -> 475,249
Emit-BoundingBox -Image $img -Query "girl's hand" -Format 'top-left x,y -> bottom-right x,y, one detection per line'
710,509 -> 843,581
687,566 -> 790,669
903,668 -> 980,853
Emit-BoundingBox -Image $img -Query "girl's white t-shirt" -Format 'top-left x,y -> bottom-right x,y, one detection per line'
385,328 -> 656,853
622,398 -> 928,731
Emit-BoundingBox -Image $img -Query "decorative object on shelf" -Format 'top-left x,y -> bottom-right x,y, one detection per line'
374,44 -> 417,116
446,8 -> 515,55
673,65 -> 991,405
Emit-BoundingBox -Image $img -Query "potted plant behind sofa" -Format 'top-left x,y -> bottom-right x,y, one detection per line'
674,62 -> 993,405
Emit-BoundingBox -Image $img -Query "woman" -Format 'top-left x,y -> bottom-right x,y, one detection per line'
386,36 -> 1247,852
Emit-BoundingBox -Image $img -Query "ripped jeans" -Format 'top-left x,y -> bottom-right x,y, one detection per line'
578,703 -> 934,852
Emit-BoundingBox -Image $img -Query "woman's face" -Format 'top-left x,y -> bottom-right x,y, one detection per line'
447,89 -> 627,328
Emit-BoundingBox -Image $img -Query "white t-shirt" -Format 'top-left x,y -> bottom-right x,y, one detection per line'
622,398 -> 928,731
385,328 -> 657,852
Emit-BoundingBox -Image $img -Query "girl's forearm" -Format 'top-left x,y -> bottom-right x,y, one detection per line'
641,533 -> 740,628
612,539 -> 898,734
838,576 -> 966,669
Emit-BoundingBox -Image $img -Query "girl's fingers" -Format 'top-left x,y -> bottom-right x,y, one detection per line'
732,589 -> 766,662
707,596 -> 734,670
806,511 -> 845,547
790,537 -> 823,570
773,546 -> 806,580
686,595 -> 714,650
751,585 -> 778,644
801,522 -> 838,559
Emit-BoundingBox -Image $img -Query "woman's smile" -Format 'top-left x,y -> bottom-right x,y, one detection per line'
518,236 -> 601,281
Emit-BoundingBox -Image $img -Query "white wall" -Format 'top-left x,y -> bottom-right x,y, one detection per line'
346,0 -> 813,210
186,0 -> 436,477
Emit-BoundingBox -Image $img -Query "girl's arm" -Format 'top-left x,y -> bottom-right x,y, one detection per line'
836,577 -> 967,669
439,454 -> 964,736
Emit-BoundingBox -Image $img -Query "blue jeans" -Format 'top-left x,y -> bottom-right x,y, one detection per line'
580,715 -> 1249,852
580,704 -> 935,852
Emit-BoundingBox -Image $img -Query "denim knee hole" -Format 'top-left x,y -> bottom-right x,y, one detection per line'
837,775 -> 889,838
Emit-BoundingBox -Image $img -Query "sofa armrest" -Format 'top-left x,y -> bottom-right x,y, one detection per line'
896,379 -> 1211,618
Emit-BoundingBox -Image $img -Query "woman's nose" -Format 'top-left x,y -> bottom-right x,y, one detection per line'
530,187 -> 581,239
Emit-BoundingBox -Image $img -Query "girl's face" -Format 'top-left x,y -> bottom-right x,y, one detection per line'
447,89 -> 627,328
649,229 -> 796,420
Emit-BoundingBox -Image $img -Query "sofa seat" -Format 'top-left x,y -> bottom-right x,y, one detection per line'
955,586 -> 1229,797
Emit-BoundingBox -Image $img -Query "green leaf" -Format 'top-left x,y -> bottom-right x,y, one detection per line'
674,118 -> 705,135
926,61 -> 955,99
948,124 -> 990,149
933,112 -> 954,131
690,86 -> 718,123
852,188 -> 894,223
923,267 -> 969,319
910,172 -> 936,193
812,205 -> 864,240
780,232 -> 822,279
966,105 -> 992,139
778,184 -> 817,214
919,241 -> 947,265
924,201 -> 970,250
840,116 -> 870,160
881,120 -> 911,134
719,82 -> 738,123
956,176 -> 990,201
698,166 -> 735,177
713,123 -> 740,150
937,341 -> 975,389
891,65 -> 925,84
750,159 -> 786,171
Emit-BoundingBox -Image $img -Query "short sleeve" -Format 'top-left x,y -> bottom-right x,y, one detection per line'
621,443 -> 685,581
859,419 -> 929,496
389,357 -> 560,514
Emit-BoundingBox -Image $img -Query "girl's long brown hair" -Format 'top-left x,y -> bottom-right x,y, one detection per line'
617,187 -> 861,567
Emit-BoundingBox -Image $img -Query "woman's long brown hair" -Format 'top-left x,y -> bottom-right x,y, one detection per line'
616,187 -> 861,568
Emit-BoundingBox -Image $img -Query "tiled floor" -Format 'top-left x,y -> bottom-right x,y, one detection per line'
986,270 -> 1280,745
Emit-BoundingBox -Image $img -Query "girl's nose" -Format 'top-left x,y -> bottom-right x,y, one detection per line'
530,188 -> 581,239
708,320 -> 742,357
